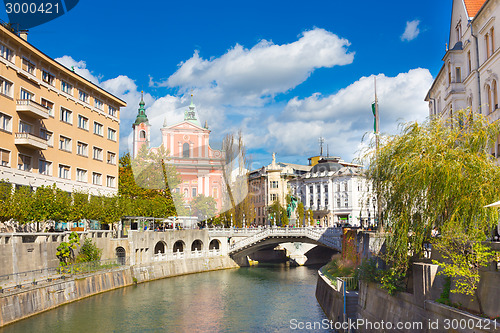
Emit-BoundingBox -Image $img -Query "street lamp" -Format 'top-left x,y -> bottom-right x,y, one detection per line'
243,213 -> 246,228
231,213 -> 233,228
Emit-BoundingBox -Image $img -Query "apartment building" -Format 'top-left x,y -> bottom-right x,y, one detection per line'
425,0 -> 500,156
248,153 -> 310,225
0,24 -> 126,195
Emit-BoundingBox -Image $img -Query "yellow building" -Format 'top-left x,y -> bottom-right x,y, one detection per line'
0,25 -> 126,195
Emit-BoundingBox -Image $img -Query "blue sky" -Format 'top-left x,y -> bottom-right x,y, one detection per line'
1,0 -> 452,169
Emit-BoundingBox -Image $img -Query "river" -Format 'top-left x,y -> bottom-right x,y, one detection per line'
0,264 -> 333,332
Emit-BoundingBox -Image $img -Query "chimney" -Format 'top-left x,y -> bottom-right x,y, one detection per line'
19,30 -> 28,41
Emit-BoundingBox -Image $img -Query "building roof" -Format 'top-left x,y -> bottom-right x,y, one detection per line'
278,162 -> 312,172
464,0 -> 486,18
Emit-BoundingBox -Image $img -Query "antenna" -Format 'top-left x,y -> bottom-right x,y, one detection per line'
318,137 -> 324,156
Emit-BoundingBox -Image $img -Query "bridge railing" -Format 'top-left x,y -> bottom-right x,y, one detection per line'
152,249 -> 222,262
228,227 -> 342,253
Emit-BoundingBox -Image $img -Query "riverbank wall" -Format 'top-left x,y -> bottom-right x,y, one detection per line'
316,262 -> 500,332
0,255 -> 238,328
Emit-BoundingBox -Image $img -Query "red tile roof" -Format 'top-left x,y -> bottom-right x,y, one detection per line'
464,0 -> 487,17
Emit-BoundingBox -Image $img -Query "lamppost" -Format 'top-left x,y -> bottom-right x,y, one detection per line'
243,213 -> 246,228
273,212 -> 276,227
230,213 -> 233,228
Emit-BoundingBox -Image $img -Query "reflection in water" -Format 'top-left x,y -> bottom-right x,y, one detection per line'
0,264 -> 332,333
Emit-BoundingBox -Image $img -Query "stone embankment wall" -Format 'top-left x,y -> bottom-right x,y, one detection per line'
315,269 -> 344,323
316,262 -> 500,333
0,255 -> 238,328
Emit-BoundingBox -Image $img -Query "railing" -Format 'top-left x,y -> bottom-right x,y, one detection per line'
15,132 -> 49,144
228,226 -> 342,253
0,257 -> 129,293
153,249 -> 222,262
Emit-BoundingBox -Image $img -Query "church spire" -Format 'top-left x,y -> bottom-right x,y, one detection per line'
133,91 -> 149,126
184,93 -> 200,125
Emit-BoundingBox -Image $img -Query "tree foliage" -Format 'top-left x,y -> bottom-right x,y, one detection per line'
366,109 -> 500,292
56,232 -> 80,266
76,238 -> 103,263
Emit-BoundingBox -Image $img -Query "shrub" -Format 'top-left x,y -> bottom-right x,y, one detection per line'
76,238 -> 102,263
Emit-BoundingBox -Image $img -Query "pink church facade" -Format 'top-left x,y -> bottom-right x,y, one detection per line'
132,95 -> 225,213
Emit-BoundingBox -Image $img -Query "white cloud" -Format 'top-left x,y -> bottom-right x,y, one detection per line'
240,69 -> 434,162
401,20 -> 421,42
159,28 -> 354,107
55,55 -> 101,84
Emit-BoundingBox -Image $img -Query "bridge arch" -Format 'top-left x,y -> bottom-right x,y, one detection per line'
209,239 -> 220,250
191,239 -> 203,251
154,241 -> 167,254
173,240 -> 185,253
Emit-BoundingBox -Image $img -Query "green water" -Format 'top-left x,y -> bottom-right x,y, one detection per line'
0,264 -> 332,332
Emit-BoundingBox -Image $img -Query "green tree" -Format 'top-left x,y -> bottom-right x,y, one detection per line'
297,201 -> 304,226
366,109 -> 500,293
433,230 -> 496,314
56,232 -> 80,266
191,194 -> 217,221
76,238 -> 102,263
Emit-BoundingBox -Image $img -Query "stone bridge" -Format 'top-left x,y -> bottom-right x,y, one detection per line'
207,227 -> 343,266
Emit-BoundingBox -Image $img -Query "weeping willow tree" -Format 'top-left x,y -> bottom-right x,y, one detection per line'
365,109 -> 500,295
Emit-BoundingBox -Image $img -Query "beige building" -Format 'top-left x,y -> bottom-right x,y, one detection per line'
425,0 -> 500,157
0,25 -> 126,195
248,153 -> 310,225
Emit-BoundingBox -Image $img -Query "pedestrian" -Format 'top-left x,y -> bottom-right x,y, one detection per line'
431,226 -> 439,237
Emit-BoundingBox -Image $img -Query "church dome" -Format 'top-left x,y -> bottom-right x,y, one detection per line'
311,161 -> 342,173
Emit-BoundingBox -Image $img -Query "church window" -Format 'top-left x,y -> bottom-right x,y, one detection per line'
493,80 -> 498,111
139,130 -> 146,139
183,143 -> 190,158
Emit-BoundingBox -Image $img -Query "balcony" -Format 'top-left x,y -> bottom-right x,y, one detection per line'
15,132 -> 48,150
16,99 -> 50,119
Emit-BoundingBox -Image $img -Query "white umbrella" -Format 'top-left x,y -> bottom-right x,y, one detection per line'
484,200 -> 500,208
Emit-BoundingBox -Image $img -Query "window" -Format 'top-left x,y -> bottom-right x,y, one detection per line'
59,164 -> 70,179
93,147 -> 103,161
94,122 -> 103,136
183,142 -> 190,157
42,70 -> 55,86
41,98 -> 54,116
39,129 -> 53,146
467,51 -> 472,74
139,130 -> 146,139
107,151 -> 116,165
61,80 -> 73,95
448,62 -> 451,85
491,27 -> 496,54
0,77 -> 13,97
59,136 -> 71,152
77,115 -> 88,130
79,90 -> 89,103
107,128 -> 116,141
0,149 -> 9,166
22,58 -> 35,75
270,193 -> 277,201
0,43 -> 13,62
18,121 -> 32,134
455,67 -> 461,83
20,88 -> 33,101
18,154 -> 31,171
39,160 -> 51,176
456,22 -> 462,42
192,187 -> 197,198
487,84 -> 492,114
60,107 -> 72,124
493,80 -> 498,111
76,168 -> 87,182
324,185 -> 328,206
108,106 -> 116,117
77,141 -> 88,157
0,112 -> 12,132
344,182 -> 348,191
94,99 -> 103,110
106,176 -> 115,188
344,195 -> 349,208
270,181 -> 278,189
92,172 -> 102,185
486,33 -> 491,58
213,187 -> 218,199
337,196 -> 341,208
